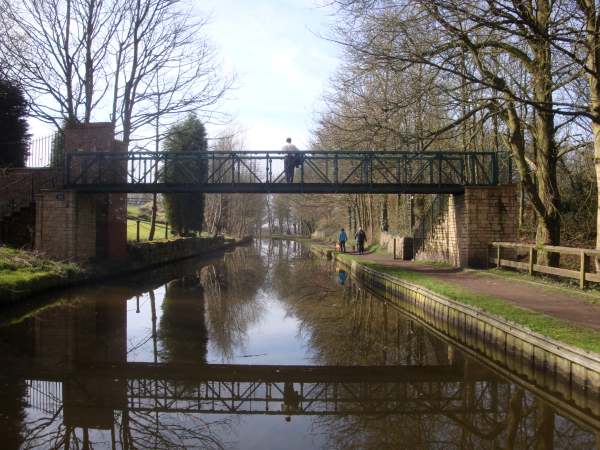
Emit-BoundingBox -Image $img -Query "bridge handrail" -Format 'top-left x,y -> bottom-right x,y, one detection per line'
68,149 -> 509,156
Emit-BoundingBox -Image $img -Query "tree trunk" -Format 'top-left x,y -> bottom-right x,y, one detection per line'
148,193 -> 157,241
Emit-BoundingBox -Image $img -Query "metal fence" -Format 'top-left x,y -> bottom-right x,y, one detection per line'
25,132 -> 64,168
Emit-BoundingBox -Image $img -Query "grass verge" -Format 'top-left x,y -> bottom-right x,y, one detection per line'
330,249 -> 600,354
0,247 -> 83,303
127,219 -> 169,241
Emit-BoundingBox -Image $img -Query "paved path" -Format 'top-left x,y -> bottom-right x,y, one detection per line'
343,251 -> 600,331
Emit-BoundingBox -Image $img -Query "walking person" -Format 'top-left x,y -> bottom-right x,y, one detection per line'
355,227 -> 367,254
338,228 -> 348,253
282,137 -> 299,183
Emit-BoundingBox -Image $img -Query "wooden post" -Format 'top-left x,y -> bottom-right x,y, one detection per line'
528,247 -> 535,276
496,245 -> 501,268
580,251 -> 589,289
165,222 -> 169,239
136,220 -> 140,242
393,238 -> 397,260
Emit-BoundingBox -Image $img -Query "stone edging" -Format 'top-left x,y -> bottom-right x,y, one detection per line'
312,245 -> 600,418
2,237 -> 251,304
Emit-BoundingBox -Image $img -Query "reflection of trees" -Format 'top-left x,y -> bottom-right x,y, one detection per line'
201,246 -> 267,360
0,376 -> 26,449
18,409 -> 230,449
158,276 -> 207,363
275,255 -> 599,449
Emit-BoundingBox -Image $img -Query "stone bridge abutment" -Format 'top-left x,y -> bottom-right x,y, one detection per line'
415,185 -> 518,268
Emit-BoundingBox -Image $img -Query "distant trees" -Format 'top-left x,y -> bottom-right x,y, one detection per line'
300,0 -> 600,256
0,77 -> 29,167
203,130 -> 267,237
162,114 -> 207,236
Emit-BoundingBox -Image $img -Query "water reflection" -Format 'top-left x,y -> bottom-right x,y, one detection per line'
0,241 -> 597,449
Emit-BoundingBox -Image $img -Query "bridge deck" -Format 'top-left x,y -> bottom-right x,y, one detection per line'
64,150 -> 513,194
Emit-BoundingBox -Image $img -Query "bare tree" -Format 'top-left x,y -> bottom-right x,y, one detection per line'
326,0 -> 584,262
111,0 -> 234,146
0,0 -> 233,143
0,0 -> 120,126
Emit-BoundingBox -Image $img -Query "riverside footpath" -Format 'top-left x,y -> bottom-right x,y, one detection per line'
360,252 -> 600,331
314,244 -> 600,354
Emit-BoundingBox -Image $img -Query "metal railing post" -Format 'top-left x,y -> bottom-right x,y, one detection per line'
491,152 -> 499,185
65,153 -> 71,186
334,154 -> 338,184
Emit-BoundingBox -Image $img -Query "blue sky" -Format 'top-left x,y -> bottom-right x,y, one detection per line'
199,0 -> 341,149
28,0 -> 342,151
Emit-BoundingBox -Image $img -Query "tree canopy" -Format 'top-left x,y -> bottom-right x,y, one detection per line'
0,77 -> 29,168
162,114 -> 207,236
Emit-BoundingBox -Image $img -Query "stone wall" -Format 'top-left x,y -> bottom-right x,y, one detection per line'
416,195 -> 461,266
416,185 -> 517,268
127,236 -> 240,268
379,232 -> 413,260
35,191 -> 96,261
0,168 -> 60,248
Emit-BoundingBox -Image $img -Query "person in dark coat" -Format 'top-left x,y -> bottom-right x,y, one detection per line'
338,228 -> 348,253
282,137 -> 299,183
355,227 -> 367,254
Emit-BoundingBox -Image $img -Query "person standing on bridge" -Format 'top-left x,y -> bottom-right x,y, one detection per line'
338,228 -> 348,253
355,227 -> 367,254
282,137 -> 300,183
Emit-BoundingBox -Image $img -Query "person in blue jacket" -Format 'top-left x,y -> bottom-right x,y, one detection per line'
338,228 -> 348,252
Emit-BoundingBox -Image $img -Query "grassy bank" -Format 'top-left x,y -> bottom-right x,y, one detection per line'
127,219 -> 168,241
0,247 -> 83,303
322,246 -> 600,354
1,236 -> 248,304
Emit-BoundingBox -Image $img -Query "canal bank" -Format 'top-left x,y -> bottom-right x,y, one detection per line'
0,235 -> 251,304
1,240 -> 599,449
312,244 -> 600,427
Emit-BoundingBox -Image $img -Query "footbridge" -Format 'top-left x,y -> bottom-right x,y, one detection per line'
20,361 -> 500,418
25,123 -> 518,264
64,150 -> 513,194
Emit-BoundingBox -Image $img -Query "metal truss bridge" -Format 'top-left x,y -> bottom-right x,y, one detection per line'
64,150 -> 513,194
23,362 -> 500,417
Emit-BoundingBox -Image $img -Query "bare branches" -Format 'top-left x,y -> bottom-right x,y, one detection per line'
0,0 -> 233,145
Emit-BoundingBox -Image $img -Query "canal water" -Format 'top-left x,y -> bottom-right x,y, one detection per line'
0,240 -> 598,449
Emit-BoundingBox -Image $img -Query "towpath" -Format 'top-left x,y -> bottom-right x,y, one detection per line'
340,250 -> 600,331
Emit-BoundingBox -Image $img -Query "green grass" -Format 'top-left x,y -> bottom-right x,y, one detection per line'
330,249 -> 600,354
127,204 -> 142,217
0,247 -> 83,302
127,219 -> 169,241
481,268 -> 600,303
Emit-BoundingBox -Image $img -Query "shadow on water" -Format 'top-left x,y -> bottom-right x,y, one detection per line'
0,240 -> 598,449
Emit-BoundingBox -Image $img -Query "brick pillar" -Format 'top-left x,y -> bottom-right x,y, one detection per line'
35,123 -> 127,260
35,191 -> 96,260
458,185 -> 518,268
67,123 -> 127,259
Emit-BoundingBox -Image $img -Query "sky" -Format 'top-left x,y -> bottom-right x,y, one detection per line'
198,0 -> 341,150
29,0 -> 342,151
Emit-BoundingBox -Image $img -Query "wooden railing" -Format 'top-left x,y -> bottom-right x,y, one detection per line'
490,242 -> 600,289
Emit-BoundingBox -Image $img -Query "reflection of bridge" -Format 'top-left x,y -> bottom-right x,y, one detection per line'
64,150 -> 513,194
20,361 -> 500,419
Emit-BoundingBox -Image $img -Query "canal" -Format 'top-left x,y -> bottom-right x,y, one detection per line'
0,240 -> 598,449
